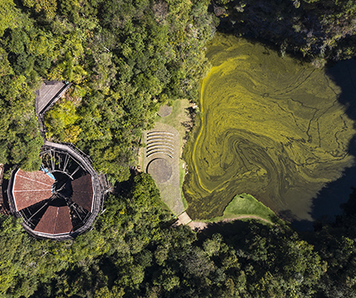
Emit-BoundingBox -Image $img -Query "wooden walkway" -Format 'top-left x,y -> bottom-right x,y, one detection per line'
6,142 -> 106,240
35,81 -> 71,114
171,211 -> 192,227
40,142 -> 104,239
35,81 -> 71,137
4,81 -> 109,240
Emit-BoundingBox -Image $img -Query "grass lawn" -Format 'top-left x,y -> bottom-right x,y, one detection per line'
207,193 -> 279,224
156,99 -> 191,211
156,99 -> 191,147
147,100 -> 285,225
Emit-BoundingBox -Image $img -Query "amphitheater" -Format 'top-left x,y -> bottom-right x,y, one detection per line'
143,122 -> 184,216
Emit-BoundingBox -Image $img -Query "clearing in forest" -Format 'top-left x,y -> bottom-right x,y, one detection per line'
141,99 -> 192,216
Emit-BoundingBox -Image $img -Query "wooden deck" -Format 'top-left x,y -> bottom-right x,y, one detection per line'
4,80 -> 109,240
6,142 -> 107,240
36,81 -> 65,114
35,81 -> 71,136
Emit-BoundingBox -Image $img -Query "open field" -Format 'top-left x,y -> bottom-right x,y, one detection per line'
187,193 -> 279,231
156,99 -> 192,157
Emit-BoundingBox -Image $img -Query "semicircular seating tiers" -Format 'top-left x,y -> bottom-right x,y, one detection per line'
7,142 -> 104,240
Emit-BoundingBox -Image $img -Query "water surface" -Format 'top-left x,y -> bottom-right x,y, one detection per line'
183,33 -> 356,221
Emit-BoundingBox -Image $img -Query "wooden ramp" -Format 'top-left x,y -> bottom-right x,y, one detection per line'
35,81 -> 71,114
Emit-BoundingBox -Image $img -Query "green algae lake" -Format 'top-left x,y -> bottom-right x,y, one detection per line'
183,33 -> 356,226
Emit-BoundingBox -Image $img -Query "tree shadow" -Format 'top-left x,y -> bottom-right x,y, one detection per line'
212,0 -> 325,63
292,59 -> 356,231
195,219 -> 262,246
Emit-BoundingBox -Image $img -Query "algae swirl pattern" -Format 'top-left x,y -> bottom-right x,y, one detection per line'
183,34 -> 355,221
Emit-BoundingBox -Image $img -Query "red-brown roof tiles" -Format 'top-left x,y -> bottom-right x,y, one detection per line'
71,174 -> 93,212
13,169 -> 53,211
34,205 -> 72,234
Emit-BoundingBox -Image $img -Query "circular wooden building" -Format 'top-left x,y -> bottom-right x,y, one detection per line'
7,141 -> 103,240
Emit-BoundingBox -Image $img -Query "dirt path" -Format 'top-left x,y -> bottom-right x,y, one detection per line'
187,215 -> 273,231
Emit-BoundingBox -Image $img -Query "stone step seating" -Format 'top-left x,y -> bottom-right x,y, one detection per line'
146,131 -> 175,159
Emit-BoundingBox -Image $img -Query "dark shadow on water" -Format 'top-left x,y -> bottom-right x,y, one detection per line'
292,59 -> 356,231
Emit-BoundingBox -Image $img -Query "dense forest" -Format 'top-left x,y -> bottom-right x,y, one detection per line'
2,0 -> 356,297
0,0 -> 216,182
1,173 -> 356,297
215,0 -> 356,66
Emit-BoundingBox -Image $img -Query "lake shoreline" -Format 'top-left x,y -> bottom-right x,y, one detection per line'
181,33 -> 356,229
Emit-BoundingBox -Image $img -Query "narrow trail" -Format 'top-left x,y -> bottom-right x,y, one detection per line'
188,215 -> 273,231
174,211 -> 273,231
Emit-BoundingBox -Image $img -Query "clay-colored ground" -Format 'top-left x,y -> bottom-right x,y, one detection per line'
188,215 -> 274,232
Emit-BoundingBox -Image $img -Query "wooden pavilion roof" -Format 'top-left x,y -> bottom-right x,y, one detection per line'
72,174 -> 93,212
34,205 -> 72,234
12,169 -> 53,211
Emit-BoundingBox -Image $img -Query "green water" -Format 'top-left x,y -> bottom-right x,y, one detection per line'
183,33 -> 356,221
